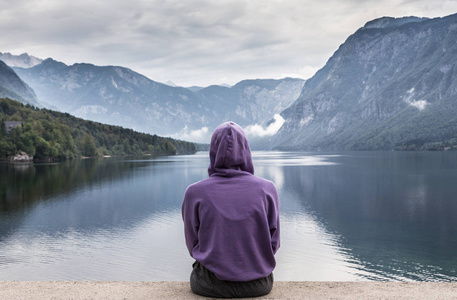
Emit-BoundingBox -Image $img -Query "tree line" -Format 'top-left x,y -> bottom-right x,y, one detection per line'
0,98 -> 196,161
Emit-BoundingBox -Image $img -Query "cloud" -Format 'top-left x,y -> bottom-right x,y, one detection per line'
408,100 -> 428,110
171,126 -> 210,143
404,88 -> 429,110
244,114 -> 285,138
1,0 -> 457,86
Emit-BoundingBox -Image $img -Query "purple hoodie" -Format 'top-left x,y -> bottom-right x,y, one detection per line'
182,121 -> 280,281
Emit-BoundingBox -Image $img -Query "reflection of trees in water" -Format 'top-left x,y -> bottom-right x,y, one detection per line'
0,159 -> 142,212
282,152 -> 457,281
0,158 -> 179,239
3,152 -> 456,280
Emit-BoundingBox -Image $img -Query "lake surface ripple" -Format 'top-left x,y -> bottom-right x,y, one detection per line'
1,151 -> 456,281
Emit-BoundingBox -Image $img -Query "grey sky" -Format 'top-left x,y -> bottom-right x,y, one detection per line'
1,0 -> 457,86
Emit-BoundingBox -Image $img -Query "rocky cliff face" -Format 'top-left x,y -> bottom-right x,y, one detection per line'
0,60 -> 40,107
15,59 -> 304,142
274,13 -> 457,150
196,78 -> 304,126
7,151 -> 33,164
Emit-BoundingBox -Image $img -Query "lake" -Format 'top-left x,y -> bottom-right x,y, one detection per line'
1,151 -> 456,281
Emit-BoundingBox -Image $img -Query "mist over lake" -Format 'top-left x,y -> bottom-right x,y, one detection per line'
1,151 -> 456,281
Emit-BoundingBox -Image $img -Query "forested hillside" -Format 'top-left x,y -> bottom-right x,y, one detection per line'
0,98 -> 196,161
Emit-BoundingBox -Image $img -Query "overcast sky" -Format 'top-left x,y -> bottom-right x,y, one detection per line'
1,0 -> 457,87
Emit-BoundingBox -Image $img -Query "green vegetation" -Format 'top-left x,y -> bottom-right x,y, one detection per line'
195,143 -> 210,151
0,98 -> 196,161
395,138 -> 457,151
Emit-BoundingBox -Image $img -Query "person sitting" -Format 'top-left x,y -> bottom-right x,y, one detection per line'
182,121 -> 280,298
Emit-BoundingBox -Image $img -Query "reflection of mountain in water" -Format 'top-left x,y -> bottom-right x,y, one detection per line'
0,157 -> 195,239
278,152 -> 457,281
3,152 -> 457,281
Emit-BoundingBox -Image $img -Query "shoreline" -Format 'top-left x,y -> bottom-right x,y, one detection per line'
1,281 -> 456,299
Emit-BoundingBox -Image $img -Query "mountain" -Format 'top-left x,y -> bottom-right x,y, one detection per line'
0,60 -> 41,107
0,98 -> 196,161
273,13 -> 457,150
0,52 -> 43,68
14,59 -> 212,136
197,78 -> 304,127
14,59 -> 304,142
186,86 -> 204,92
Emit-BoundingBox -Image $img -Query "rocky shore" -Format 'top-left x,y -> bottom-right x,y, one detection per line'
6,151 -> 33,164
1,281 -> 456,299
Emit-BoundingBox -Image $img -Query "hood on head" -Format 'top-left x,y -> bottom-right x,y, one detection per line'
208,121 -> 254,176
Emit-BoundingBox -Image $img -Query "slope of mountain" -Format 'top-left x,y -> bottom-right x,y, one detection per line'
186,86 -> 204,92
0,52 -> 42,68
0,60 -> 41,107
15,59 -> 304,142
197,78 -> 304,126
273,13 -> 457,150
0,97 -> 196,161
14,59 -> 210,135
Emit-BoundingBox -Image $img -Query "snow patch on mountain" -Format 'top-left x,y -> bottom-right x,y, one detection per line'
111,76 -> 118,89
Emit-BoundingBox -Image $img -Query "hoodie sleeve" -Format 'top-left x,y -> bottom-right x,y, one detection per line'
267,182 -> 281,254
182,185 -> 200,256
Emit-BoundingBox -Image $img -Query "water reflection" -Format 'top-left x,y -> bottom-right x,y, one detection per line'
0,154 -> 208,235
253,151 -> 339,167
1,151 -> 456,281
0,209 -> 193,280
0,154 -> 208,280
266,151 -> 457,281
254,152 -> 359,281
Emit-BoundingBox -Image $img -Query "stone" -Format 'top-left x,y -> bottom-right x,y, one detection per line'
7,151 -> 33,164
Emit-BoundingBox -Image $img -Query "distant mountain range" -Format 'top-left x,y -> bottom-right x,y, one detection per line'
0,60 -> 40,107
272,13 -> 457,150
2,13 -> 457,149
8,57 -> 303,142
0,52 -> 42,68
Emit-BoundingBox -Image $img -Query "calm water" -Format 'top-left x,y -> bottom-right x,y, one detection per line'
1,151 -> 456,281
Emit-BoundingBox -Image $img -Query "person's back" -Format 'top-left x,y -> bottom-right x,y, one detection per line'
182,121 -> 280,298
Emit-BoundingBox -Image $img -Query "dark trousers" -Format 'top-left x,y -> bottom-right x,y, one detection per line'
190,261 -> 273,298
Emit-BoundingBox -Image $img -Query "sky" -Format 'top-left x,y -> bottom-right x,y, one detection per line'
1,0 -> 457,87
